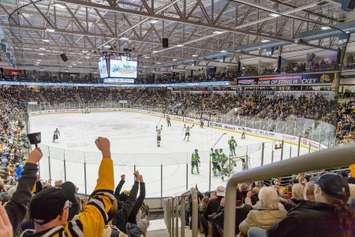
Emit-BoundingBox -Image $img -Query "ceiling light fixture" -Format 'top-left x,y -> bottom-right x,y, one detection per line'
321,26 -> 331,30
261,39 -> 270,43
120,36 -> 129,41
42,39 -> 50,43
213,31 -> 225,35
192,54 -> 198,57
38,53 -> 45,56
39,47 -> 46,50
103,44 -> 111,49
172,59 -> 177,61
45,28 -> 55,33
220,50 -> 227,53
150,19 -> 159,24
269,13 -> 280,18
176,44 -> 184,47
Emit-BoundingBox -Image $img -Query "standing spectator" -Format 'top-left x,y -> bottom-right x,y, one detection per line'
0,204 -> 13,237
20,137 -> 116,237
5,148 -> 42,232
126,174 -> 146,237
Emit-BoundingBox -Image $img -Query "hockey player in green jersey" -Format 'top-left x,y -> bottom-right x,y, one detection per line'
210,148 -> 221,176
219,148 -> 228,167
191,149 -> 200,174
228,136 -> 237,156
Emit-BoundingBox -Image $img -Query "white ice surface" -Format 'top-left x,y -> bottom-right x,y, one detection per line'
30,111 -> 309,197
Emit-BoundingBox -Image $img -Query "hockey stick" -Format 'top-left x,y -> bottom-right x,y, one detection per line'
212,133 -> 227,148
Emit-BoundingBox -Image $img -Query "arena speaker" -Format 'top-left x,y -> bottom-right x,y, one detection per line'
162,38 -> 169,48
341,0 -> 355,11
276,56 -> 282,73
336,47 -> 342,68
237,61 -> 241,74
60,53 -> 68,62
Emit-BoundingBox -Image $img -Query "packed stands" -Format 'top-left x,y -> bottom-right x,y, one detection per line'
0,85 -> 353,237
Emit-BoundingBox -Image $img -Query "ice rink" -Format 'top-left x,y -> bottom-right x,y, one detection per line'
30,111 -> 309,197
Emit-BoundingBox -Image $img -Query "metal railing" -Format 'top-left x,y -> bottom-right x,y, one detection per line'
165,193 -> 190,237
222,143 -> 355,237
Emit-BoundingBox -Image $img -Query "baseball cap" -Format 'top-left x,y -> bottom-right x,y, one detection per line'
30,187 -> 69,224
316,173 -> 350,201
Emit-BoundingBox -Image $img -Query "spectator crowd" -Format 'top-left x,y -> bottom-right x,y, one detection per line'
0,84 -> 353,236
183,171 -> 354,237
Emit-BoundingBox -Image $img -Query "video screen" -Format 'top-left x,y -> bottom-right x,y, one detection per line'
98,57 -> 108,79
110,58 -> 137,79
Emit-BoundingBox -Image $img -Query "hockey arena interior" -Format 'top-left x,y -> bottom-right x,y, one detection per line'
0,0 -> 355,236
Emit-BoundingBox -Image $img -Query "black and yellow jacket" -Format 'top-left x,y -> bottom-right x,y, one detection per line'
20,157 -> 115,237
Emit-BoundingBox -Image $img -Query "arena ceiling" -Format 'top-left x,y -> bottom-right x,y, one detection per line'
0,0 -> 354,74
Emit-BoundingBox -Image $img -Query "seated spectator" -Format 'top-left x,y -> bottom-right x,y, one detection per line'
235,192 -> 253,235
280,183 -> 304,211
201,186 -> 224,237
239,187 -> 286,236
20,137 -> 116,237
303,181 -> 316,201
250,173 -> 353,237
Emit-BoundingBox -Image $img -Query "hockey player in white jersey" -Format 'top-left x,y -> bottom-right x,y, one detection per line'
156,125 -> 163,147
52,128 -> 60,143
183,124 -> 194,141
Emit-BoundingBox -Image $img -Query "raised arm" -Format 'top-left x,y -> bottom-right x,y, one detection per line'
128,171 -> 140,201
127,175 -> 146,223
114,175 -> 126,198
5,148 -> 41,231
65,137 -> 115,237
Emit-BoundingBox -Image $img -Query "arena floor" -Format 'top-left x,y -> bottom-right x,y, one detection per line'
29,111 -> 309,197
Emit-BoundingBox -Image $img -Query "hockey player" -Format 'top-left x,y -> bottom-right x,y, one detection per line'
183,124 -> 193,141
228,136 -> 237,156
241,130 -> 246,139
166,115 -> 172,127
210,148 -> 221,176
156,125 -> 163,147
219,148 -> 228,168
200,119 -> 204,128
191,149 -> 200,174
219,148 -> 233,181
52,128 -> 60,143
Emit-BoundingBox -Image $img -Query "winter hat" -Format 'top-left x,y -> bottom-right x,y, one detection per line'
30,187 -> 68,224
61,181 -> 76,201
316,173 -> 350,201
